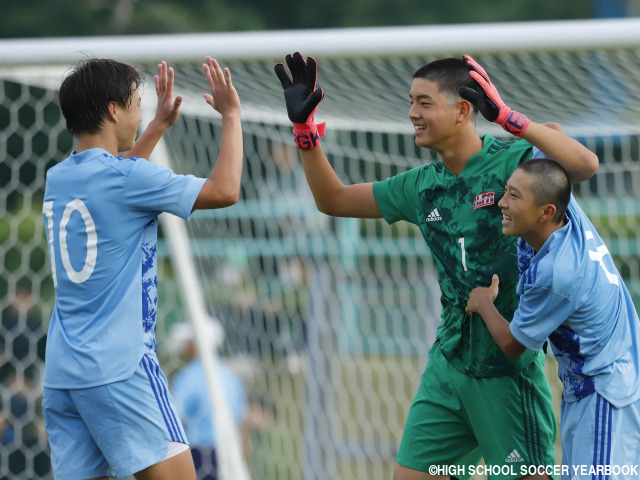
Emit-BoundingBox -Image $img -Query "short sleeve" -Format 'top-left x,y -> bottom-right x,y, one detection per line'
124,158 -> 206,220
373,167 -> 423,225
510,285 -> 576,351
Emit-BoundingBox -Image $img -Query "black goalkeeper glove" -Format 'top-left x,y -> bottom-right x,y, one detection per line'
274,52 -> 326,150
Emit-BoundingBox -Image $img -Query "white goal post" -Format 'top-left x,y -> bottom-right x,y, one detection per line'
2,18 -> 640,480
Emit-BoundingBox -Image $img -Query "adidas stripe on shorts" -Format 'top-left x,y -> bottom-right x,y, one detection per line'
559,392 -> 640,480
43,354 -> 188,480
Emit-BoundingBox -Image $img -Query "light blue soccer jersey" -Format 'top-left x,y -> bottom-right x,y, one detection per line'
42,148 -> 206,389
510,195 -> 640,408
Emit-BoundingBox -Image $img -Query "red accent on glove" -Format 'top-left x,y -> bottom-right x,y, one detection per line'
293,119 -> 326,150
501,110 -> 530,137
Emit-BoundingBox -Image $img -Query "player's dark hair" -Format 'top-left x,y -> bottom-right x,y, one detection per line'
59,58 -> 144,136
517,158 -> 571,223
413,58 -> 478,113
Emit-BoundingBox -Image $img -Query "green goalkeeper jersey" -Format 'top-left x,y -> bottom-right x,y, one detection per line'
373,135 -> 537,377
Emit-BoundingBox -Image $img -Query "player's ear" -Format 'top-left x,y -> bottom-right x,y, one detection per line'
456,98 -> 473,123
105,101 -> 119,122
539,204 -> 557,223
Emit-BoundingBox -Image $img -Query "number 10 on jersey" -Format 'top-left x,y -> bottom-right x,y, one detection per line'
43,199 -> 98,286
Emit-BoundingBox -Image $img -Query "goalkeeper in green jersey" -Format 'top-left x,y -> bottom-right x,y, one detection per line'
274,53 -> 598,480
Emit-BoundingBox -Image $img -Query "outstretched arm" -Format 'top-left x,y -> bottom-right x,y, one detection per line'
274,52 -> 382,219
465,275 -> 526,358
460,55 -> 598,184
298,146 -> 381,218
192,57 -> 243,210
521,121 -> 598,184
125,61 -> 182,159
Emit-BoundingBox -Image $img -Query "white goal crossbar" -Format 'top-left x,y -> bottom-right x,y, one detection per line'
1,18 -> 640,66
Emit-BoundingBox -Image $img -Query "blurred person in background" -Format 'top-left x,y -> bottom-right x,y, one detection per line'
170,318 -> 249,480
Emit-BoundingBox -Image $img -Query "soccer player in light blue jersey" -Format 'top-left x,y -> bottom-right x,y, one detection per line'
466,158 -> 640,480
41,57 -> 243,480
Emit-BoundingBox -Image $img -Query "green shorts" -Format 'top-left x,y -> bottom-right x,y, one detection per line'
397,344 -> 557,480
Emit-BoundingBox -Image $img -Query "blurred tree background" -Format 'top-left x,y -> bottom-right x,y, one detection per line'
0,0 -> 632,38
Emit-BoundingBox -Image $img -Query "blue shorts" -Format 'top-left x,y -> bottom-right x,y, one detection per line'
560,392 -> 640,480
43,354 -> 188,479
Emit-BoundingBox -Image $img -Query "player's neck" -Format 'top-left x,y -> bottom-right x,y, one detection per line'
75,132 -> 119,157
526,218 -> 567,252
439,134 -> 483,176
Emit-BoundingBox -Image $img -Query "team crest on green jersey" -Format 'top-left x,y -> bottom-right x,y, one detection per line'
473,191 -> 495,209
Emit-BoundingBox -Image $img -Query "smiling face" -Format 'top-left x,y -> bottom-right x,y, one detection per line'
408,78 -> 460,150
498,168 -> 547,240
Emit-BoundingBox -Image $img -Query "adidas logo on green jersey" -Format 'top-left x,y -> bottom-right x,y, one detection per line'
426,208 -> 442,222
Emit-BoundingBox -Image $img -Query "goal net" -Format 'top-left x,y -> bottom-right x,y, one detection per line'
2,18 -> 640,480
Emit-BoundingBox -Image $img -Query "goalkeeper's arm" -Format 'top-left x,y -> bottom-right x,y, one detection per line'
274,52 -> 382,219
520,122 -> 598,185
459,55 -> 598,184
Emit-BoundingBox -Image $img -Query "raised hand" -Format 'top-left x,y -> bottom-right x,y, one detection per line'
459,55 -> 530,137
203,56 -> 241,118
153,61 -> 182,129
123,61 -> 182,159
274,52 -> 325,150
